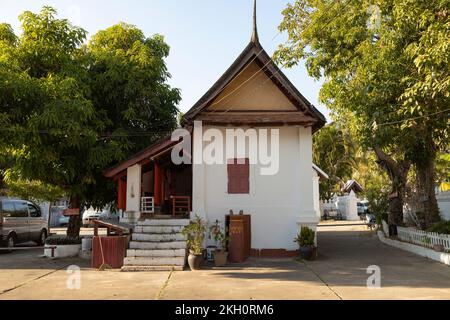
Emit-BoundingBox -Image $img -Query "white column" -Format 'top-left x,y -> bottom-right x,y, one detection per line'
313,174 -> 321,219
126,164 -> 142,213
347,190 -> 359,221
192,123 -> 207,221
297,127 -> 319,244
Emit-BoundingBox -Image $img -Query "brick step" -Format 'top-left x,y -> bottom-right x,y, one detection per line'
132,233 -> 185,242
129,241 -> 187,250
137,219 -> 190,227
121,265 -> 184,272
127,249 -> 186,257
133,226 -> 184,234
123,256 -> 185,266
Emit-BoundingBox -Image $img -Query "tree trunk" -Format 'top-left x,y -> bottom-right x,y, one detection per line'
66,195 -> 82,238
373,146 -> 410,225
416,158 -> 441,228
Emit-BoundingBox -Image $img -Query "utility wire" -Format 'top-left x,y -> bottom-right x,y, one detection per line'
0,108 -> 447,137
376,109 -> 450,126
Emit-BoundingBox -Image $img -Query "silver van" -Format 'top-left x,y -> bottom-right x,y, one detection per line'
0,198 -> 49,250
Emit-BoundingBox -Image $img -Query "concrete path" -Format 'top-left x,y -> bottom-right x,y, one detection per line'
309,224 -> 450,299
0,224 -> 449,299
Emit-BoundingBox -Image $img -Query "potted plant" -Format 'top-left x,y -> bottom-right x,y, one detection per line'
294,226 -> 316,260
182,215 -> 207,271
209,220 -> 229,267
44,236 -> 82,258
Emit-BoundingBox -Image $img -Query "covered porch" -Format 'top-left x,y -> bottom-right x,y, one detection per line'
105,134 -> 192,222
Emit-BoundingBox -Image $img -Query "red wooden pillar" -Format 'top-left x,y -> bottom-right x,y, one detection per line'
154,162 -> 163,206
117,178 -> 127,210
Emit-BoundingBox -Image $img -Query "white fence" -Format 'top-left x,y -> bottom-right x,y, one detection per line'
397,226 -> 450,251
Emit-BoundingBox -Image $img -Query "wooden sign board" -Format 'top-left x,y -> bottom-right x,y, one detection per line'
63,208 -> 80,216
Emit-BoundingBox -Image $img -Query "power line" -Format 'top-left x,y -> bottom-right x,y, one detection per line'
376,109 -> 450,126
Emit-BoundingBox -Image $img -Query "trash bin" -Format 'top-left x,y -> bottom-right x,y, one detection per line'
91,236 -> 127,269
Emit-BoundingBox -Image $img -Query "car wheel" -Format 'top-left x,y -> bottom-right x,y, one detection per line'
37,230 -> 47,246
6,234 -> 15,253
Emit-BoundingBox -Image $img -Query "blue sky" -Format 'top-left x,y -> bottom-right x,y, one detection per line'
1,0 -> 329,120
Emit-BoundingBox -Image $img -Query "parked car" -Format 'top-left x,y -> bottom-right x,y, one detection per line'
82,205 -> 117,227
0,198 -> 49,250
357,201 -> 370,218
322,209 -> 343,221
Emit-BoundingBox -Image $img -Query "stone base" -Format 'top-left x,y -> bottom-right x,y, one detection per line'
121,265 -> 184,272
120,211 -> 141,225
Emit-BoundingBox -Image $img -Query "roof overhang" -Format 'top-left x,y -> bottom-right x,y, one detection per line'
103,131 -> 190,179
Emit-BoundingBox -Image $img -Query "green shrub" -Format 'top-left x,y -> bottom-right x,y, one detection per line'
45,236 -> 82,245
427,221 -> 450,235
294,226 -> 315,247
182,215 -> 206,255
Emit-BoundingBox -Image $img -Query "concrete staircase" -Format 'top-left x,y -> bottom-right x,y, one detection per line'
121,219 -> 189,271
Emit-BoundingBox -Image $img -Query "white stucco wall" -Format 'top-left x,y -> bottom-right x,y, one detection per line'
312,171 -> 321,220
437,191 -> 450,221
192,125 -> 317,250
126,164 -> 141,212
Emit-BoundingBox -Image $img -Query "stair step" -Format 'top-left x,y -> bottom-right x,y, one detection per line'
121,265 -> 184,272
137,219 -> 190,226
132,233 -> 185,242
130,241 -> 187,250
133,226 -> 184,234
124,256 -> 185,266
127,249 -> 186,257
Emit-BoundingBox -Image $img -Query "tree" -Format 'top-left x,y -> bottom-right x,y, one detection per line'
275,0 -> 450,227
313,123 -> 357,200
0,7 -> 180,237
88,23 -> 180,154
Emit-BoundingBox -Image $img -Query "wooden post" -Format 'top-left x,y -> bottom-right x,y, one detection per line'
154,162 -> 163,206
117,178 -> 127,210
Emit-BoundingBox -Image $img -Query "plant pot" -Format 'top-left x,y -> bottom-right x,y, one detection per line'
299,246 -> 314,260
214,251 -> 228,267
433,244 -> 445,252
187,252 -> 203,270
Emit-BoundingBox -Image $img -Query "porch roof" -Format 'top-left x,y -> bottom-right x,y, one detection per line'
104,134 -> 180,179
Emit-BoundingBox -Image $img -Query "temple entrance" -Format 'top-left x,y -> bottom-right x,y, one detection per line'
140,147 -> 192,219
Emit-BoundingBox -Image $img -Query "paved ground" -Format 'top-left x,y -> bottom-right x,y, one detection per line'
0,224 -> 449,300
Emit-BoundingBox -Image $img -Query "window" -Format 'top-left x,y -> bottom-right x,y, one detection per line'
227,158 -> 249,194
13,202 -> 29,218
1,201 -> 15,217
28,204 -> 41,217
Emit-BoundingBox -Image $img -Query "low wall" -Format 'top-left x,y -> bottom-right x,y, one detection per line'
377,231 -> 450,266
437,191 -> 450,221
321,191 -> 359,221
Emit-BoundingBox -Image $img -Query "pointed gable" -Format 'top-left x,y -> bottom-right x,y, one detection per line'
184,1 -> 325,131
208,60 -> 297,111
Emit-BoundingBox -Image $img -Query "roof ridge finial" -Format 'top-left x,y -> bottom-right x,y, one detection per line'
251,0 -> 259,44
